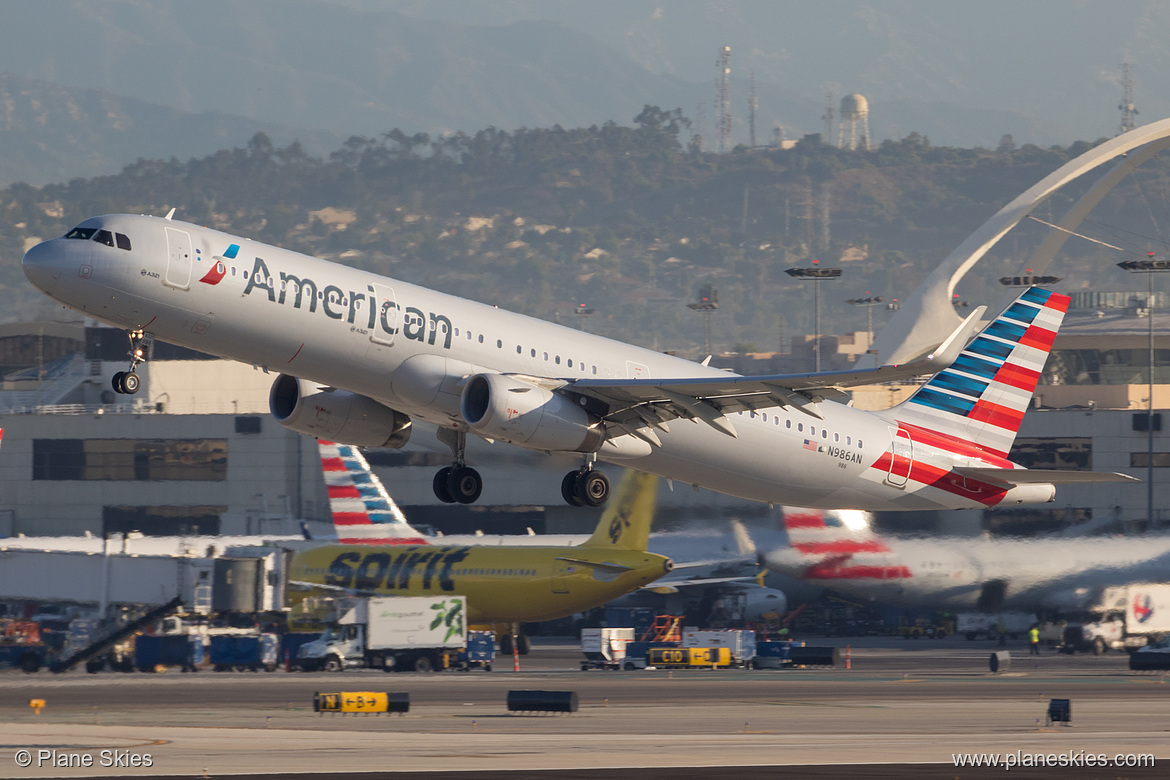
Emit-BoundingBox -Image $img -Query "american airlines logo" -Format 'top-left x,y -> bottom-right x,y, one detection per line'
199,261 -> 226,285
240,256 -> 454,350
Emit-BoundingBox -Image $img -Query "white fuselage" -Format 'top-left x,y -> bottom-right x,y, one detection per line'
23,214 -> 1039,510
764,536 -> 1170,612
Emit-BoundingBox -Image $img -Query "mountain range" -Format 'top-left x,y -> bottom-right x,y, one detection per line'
0,0 -> 1164,186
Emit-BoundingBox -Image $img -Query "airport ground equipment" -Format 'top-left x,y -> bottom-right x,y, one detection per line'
314,691 -> 409,714
0,620 -> 46,673
51,596 -> 183,673
891,614 -> 953,639
209,633 -> 279,672
297,596 -> 466,672
506,690 -> 578,713
580,627 -> 634,670
1063,584 -> 1170,654
958,612 -> 1033,641
753,640 -> 794,669
134,633 -> 200,672
457,630 -> 495,671
682,628 -> 756,668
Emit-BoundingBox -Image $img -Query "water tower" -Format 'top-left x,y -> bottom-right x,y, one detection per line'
838,93 -> 870,151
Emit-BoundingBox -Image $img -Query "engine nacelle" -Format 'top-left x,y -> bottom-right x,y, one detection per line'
269,374 -> 412,448
460,373 -> 602,452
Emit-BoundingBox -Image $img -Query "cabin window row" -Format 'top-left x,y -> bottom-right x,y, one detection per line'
738,410 -> 862,449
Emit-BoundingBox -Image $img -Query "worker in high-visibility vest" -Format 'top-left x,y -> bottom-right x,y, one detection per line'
1029,625 -> 1041,655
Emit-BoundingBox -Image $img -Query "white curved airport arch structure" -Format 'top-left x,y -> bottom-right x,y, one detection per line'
869,117 -> 1170,367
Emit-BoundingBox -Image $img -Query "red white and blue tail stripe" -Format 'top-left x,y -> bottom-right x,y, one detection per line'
780,508 -> 910,581
319,440 -> 428,545
893,287 -> 1070,458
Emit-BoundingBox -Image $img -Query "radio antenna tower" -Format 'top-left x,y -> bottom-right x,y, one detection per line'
1119,62 -> 1138,135
748,71 -> 758,149
716,45 -> 732,153
822,91 -> 835,142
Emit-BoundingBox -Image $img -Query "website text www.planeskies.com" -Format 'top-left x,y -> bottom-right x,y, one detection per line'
953,749 -> 1154,771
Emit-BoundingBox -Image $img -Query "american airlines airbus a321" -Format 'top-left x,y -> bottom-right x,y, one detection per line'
21,213 -> 1133,510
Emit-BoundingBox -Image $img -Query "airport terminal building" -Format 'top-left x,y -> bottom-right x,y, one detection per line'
0,299 -> 1167,541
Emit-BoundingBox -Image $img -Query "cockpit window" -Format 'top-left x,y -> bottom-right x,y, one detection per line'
64,227 -> 96,240
115,233 -> 131,251
94,229 -> 115,247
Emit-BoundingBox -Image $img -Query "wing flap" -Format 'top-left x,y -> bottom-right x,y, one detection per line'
952,467 -> 1140,488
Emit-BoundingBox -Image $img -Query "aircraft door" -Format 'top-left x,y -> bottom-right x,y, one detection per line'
163,227 -> 193,290
886,428 -> 913,487
369,283 -> 398,346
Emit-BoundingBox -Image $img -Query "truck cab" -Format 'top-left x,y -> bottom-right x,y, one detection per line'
297,624 -> 365,671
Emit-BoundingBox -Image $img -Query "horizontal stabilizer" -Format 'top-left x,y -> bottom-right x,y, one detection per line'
554,556 -> 634,575
951,466 -> 1140,488
644,575 -> 756,594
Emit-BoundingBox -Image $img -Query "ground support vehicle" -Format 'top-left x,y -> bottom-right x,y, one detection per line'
297,596 -> 466,673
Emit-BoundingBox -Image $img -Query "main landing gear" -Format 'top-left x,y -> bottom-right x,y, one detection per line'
429,429 -> 611,508
561,457 -> 610,507
432,428 -> 483,505
111,329 -> 152,395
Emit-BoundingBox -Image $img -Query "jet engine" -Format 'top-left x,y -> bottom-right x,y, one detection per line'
269,374 -> 412,448
460,373 -> 603,452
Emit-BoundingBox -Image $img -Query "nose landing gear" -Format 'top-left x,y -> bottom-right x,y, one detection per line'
111,329 -> 152,395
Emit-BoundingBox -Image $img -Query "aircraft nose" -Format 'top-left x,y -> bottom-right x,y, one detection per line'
22,240 -> 61,294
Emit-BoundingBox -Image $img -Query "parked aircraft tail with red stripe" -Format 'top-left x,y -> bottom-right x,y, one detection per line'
318,440 -> 429,545
891,287 -> 1069,458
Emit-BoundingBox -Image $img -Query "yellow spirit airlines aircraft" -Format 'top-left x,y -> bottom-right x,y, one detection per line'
288,466 -> 671,645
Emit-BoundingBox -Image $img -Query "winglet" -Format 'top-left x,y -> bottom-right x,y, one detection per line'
924,306 -> 987,365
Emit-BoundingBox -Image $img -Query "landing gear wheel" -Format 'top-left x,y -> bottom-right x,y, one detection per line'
121,371 -> 140,394
499,634 -> 514,655
576,470 -> 610,507
447,466 -> 482,504
562,472 -> 584,506
516,634 -> 531,655
112,371 -> 126,394
433,467 -> 456,503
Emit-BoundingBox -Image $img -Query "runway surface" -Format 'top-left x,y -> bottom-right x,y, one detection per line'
1,637 -> 1165,778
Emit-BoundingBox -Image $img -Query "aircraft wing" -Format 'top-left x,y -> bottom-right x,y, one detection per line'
569,307 -> 984,437
951,467 -> 1140,488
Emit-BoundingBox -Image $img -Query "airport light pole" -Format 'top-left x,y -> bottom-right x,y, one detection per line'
687,292 -> 719,357
787,265 -> 843,372
845,295 -> 883,354
573,304 -> 595,332
1118,256 -> 1170,529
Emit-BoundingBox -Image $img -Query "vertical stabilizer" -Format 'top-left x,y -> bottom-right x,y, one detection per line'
782,508 -> 885,557
892,287 -> 1070,457
318,440 -> 428,545
581,470 -> 658,551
